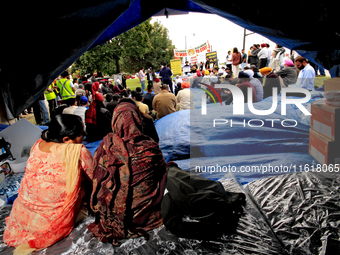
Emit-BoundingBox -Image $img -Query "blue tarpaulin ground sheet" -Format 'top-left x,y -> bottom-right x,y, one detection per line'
154,88 -> 323,182
0,89 -> 323,183
2,91 -> 339,254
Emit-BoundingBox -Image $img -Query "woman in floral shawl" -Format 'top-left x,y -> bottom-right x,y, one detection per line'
4,114 -> 93,255
88,98 -> 167,245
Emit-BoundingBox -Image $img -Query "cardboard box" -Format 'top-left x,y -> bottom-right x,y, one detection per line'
324,77 -> 340,92
311,100 -> 340,141
309,128 -> 340,165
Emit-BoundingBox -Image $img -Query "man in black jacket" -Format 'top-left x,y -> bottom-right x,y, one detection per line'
248,44 -> 260,67
160,62 -> 173,93
146,69 -> 155,87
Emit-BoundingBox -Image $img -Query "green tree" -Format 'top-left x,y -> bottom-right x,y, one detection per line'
71,19 -> 174,76
144,21 -> 174,71
71,38 -> 123,76
119,20 -> 153,73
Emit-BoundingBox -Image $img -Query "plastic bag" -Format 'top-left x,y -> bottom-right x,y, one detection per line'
322,90 -> 340,100
323,98 -> 340,106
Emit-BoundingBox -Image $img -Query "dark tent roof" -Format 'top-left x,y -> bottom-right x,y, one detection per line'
1,0 -> 339,116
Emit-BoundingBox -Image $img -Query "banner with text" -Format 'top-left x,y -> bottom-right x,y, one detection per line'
170,59 -> 182,76
173,41 -> 211,58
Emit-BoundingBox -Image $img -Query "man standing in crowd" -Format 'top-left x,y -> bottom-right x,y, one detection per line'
191,62 -> 198,73
295,56 -> 315,91
226,51 -> 232,71
44,82 -> 57,114
138,67 -> 146,92
57,71 -> 76,106
205,56 -> 210,71
266,44 -> 272,67
241,49 -> 247,71
183,61 -> 191,75
32,94 -> 50,125
152,84 -> 177,119
160,62 -> 173,93
146,69 -> 155,87
248,44 -> 260,67
258,43 -> 269,69
271,44 -> 286,71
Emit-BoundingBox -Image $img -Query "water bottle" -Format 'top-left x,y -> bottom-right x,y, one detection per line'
0,188 -> 7,206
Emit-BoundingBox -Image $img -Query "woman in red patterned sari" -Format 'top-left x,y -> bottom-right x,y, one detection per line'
4,114 -> 93,254
88,98 -> 167,245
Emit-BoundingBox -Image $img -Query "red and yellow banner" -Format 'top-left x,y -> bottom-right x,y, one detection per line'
173,41 -> 211,58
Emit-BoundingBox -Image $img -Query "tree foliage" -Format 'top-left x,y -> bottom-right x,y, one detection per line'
71,19 -> 174,76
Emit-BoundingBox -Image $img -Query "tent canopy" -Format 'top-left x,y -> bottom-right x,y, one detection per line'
1,0 -> 339,117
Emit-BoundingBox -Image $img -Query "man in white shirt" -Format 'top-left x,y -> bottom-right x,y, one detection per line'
175,75 -> 183,84
294,56 -> 315,91
226,51 -> 232,70
218,66 -> 226,75
62,96 -> 88,125
266,44 -> 272,67
73,96 -> 88,125
62,98 -> 78,114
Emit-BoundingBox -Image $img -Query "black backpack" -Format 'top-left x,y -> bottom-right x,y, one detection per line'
161,162 -> 246,240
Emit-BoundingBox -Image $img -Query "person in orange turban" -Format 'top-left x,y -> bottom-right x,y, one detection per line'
259,67 -> 272,76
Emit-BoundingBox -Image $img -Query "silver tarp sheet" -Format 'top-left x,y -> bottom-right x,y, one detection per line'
0,172 -> 339,254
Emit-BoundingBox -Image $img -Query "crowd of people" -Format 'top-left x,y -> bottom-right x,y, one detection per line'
20,45 -> 321,143
4,65 -> 244,253
175,43 -> 320,105
4,42 -> 325,253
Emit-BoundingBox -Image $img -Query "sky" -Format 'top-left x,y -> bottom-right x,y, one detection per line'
151,12 -> 282,64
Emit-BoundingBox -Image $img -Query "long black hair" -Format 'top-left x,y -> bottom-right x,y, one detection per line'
41,114 -> 83,143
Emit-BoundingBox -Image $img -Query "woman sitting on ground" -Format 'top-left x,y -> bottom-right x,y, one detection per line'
85,82 -> 112,142
88,98 -> 167,245
4,114 -> 93,254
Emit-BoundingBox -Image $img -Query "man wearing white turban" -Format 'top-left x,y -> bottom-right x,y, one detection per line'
244,69 -> 263,102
